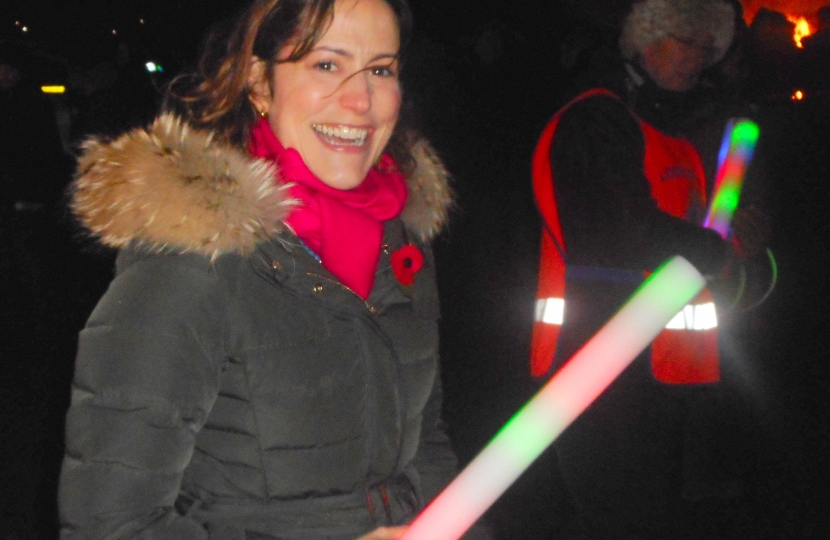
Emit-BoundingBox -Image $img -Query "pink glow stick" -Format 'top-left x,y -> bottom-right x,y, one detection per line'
401,256 -> 706,540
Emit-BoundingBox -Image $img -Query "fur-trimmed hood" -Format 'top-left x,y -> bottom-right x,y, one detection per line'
72,114 -> 453,259
619,0 -> 735,67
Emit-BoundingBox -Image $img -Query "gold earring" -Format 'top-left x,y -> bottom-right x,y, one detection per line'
258,109 -> 267,118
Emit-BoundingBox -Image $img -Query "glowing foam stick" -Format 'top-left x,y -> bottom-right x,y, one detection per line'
401,256 -> 706,540
704,119 -> 759,238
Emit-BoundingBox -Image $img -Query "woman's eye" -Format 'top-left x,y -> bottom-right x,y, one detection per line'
371,65 -> 396,77
314,61 -> 336,72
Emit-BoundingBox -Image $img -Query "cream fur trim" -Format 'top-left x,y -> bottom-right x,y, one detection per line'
401,139 -> 454,243
620,0 -> 735,66
72,114 -> 294,260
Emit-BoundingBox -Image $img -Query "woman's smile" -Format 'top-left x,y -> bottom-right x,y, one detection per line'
312,123 -> 371,148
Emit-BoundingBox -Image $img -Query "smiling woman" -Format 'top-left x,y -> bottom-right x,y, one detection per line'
57,0 -> 485,539
249,0 -> 402,189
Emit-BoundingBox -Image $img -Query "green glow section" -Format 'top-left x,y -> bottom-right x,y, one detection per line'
401,257 -> 706,540
493,398 -> 566,465
710,185 -> 741,216
733,121 -> 760,144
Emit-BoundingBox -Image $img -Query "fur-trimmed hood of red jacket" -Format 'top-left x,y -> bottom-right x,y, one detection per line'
71,114 -> 453,259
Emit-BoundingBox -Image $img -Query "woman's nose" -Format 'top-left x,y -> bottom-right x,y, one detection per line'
339,71 -> 371,114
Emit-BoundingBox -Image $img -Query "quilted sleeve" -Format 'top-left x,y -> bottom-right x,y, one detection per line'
59,253 -> 225,540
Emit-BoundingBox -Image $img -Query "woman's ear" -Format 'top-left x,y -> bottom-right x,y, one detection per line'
247,56 -> 271,115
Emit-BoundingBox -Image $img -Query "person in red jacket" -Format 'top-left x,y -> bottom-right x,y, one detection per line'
529,1 -> 759,538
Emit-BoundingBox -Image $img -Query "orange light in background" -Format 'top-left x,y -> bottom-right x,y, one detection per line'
792,90 -> 804,100
786,15 -> 813,48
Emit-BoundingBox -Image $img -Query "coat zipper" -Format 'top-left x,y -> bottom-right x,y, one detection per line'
304,271 -> 378,313
305,269 -> 406,491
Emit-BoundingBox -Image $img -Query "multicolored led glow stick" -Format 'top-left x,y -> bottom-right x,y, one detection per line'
401,256 -> 706,540
704,119 -> 760,239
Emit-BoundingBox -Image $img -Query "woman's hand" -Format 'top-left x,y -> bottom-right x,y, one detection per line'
356,526 -> 408,539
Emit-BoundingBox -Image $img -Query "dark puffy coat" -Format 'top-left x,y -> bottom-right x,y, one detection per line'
59,115 -> 458,540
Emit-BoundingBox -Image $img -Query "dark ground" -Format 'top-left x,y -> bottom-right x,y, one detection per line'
3,2 -> 830,539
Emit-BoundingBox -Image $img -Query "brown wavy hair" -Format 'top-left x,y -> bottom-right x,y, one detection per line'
165,0 -> 417,175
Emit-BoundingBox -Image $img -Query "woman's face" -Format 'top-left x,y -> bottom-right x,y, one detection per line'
255,0 -> 401,190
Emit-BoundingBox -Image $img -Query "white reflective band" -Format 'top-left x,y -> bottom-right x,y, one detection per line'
665,302 -> 718,330
535,298 -> 565,325
693,302 -> 718,330
536,298 -> 716,330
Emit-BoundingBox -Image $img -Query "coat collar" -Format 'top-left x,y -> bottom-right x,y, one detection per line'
72,114 -> 453,260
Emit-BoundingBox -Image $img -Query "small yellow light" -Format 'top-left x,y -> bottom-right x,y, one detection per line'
792,90 -> 804,100
41,86 -> 66,94
21,26 -> 28,32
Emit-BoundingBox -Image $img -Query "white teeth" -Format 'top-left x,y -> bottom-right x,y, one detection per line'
312,124 -> 368,146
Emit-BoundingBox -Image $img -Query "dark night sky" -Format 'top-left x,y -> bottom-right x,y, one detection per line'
3,0 -> 577,72
6,0 -> 824,97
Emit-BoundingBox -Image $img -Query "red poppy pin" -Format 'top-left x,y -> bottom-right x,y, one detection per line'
391,244 -> 424,286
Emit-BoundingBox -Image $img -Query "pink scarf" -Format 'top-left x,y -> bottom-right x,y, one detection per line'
248,118 -> 408,300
